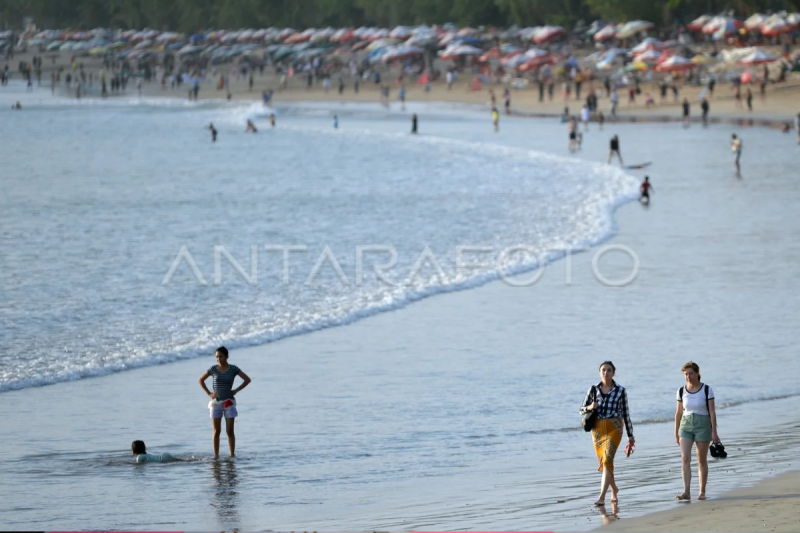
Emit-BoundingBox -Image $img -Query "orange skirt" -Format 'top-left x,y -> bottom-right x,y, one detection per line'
591,417 -> 623,473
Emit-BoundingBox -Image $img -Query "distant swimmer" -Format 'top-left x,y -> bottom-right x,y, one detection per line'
608,134 -> 623,165
333,115 -> 338,129
270,113 -> 276,128
639,176 -> 653,204
207,123 -> 218,142
568,118 -> 578,152
411,113 -> 418,134
246,119 -> 257,133
11,101 -> 21,109
731,134 -> 742,175
132,440 -> 176,463
492,106 -> 499,132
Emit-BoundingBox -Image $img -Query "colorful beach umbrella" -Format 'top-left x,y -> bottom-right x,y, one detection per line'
631,38 -> 664,55
761,18 -> 798,36
533,26 -> 565,44
744,14 -> 769,30
655,55 -> 694,71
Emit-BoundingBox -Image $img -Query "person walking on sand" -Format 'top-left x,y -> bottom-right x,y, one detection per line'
745,87 -> 753,112
675,361 -> 720,501
608,135 -> 623,165
199,347 -> 252,458
580,361 -> 635,506
731,134 -> 742,175
504,87 -> 511,115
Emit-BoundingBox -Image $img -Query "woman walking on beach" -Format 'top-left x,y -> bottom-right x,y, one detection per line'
580,361 -> 635,506
199,346 -> 252,458
675,361 -> 719,501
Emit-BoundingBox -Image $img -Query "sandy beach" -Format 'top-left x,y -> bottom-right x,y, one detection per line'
602,470 -> 800,532
8,47 -> 800,125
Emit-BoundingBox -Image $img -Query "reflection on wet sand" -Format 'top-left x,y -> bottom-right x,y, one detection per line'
598,501 -> 620,525
211,458 -> 240,526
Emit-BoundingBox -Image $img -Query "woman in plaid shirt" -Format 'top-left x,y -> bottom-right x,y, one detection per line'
580,361 -> 635,506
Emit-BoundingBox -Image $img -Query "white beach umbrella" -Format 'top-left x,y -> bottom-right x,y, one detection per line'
761,18 -> 798,36
744,14 -> 769,29
532,25 -> 565,44
739,48 -> 779,65
687,15 -> 713,31
616,20 -> 654,39
389,26 -> 412,39
594,25 -> 617,41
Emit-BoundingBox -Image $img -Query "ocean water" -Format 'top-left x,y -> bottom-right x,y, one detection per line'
0,84 -> 637,392
3,82 -> 800,531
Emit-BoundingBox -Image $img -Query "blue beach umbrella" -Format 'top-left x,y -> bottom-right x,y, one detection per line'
189,34 -> 204,43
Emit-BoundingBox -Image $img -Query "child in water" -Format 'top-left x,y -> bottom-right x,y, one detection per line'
132,440 -> 175,463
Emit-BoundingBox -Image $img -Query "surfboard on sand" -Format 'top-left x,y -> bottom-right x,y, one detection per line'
624,162 -> 652,170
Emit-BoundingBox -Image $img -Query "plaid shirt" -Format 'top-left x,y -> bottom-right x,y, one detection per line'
580,380 -> 634,438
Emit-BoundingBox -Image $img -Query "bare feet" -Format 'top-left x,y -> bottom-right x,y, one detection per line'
610,488 -> 619,503
594,499 -> 606,506
698,494 -> 706,500
676,493 -> 691,501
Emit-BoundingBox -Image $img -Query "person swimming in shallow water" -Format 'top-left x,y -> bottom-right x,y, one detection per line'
131,440 -> 175,463
246,119 -> 257,133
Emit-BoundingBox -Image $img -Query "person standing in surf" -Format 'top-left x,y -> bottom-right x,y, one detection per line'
640,177 -> 653,204
607,135 -> 623,165
731,134 -> 742,175
580,361 -> 635,506
199,347 -> 252,457
411,113 -> 418,134
675,361 -> 720,501
207,123 -> 218,142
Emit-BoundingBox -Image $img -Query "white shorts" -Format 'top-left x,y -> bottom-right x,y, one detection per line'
209,398 -> 238,419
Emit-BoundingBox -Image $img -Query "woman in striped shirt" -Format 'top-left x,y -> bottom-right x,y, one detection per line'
580,361 -> 635,506
199,346 -> 252,458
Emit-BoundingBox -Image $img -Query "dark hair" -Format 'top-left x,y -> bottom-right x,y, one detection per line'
131,440 -> 146,455
599,361 -> 616,371
216,346 -> 229,358
682,361 -> 701,379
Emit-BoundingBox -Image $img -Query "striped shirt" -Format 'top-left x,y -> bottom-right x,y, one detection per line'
580,381 -> 634,438
208,364 -> 240,401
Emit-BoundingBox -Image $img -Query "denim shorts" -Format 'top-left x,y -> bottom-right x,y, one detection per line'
679,413 -> 712,442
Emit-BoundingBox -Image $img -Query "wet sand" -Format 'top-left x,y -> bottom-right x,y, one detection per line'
601,470 -> 800,532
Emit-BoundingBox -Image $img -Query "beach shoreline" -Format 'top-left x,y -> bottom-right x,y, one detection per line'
600,470 -> 800,532
9,48 -> 800,129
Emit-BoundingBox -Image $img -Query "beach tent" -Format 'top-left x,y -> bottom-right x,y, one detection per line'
687,15 -> 713,31
740,49 -> 778,65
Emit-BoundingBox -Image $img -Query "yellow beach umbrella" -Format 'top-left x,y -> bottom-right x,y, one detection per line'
627,60 -> 649,71
691,55 -> 713,65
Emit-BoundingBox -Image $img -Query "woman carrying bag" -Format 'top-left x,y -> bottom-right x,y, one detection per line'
580,361 -> 635,506
675,361 -> 721,501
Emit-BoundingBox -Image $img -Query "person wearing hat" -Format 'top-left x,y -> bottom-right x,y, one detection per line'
675,361 -> 721,501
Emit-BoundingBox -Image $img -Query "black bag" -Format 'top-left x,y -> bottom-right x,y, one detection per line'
581,386 -> 597,432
